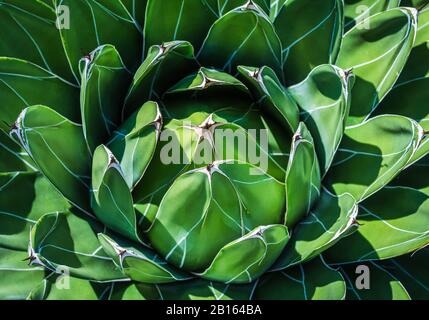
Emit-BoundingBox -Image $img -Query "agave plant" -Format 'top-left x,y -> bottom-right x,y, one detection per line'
0,0 -> 428,301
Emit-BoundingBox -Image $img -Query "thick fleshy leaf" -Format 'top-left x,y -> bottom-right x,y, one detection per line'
344,0 -> 401,31
200,224 -> 289,283
12,105 -> 92,214
91,145 -> 142,243
0,248 -> 47,300
0,172 -> 70,251
147,162 -> 286,273
0,0 -> 76,83
107,101 -> 162,189
108,279 -> 255,300
273,191 -> 357,270
122,41 -> 198,119
167,67 -> 249,95
375,7 -> 429,164
238,65 -> 300,133
381,247 -> 429,299
337,8 -> 418,125
325,115 -> 422,202
98,234 -> 192,284
53,0 -> 142,79
0,58 -> 80,131
0,128 -> 35,173
198,3 -> 283,77
217,0 -> 272,17
28,275 -> 112,300
284,123 -> 321,227
30,211 -> 127,281
133,100 -> 291,230
254,256 -> 346,300
80,45 -> 132,154
275,0 -> 344,84
288,64 -> 353,174
326,189 -> 429,263
325,158 -> 429,263
144,0 -> 217,52
339,262 -> 410,300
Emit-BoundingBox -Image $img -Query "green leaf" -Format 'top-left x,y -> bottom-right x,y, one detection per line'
147,162 -> 285,273
144,0 -> 218,52
274,0 -> 343,84
381,247 -> 429,299
284,123 -> 321,227
98,234 -> 192,284
325,115 -> 422,202
30,211 -> 127,281
28,275 -> 112,300
12,105 -> 92,214
0,247 -> 48,300
0,58 -> 80,131
107,101 -> 162,190
325,186 -> 429,263
198,224 -> 289,284
91,145 -> 142,243
122,41 -> 198,119
0,128 -> 35,173
273,191 -> 357,270
336,8 -> 418,125
0,0 -> 76,83
198,3 -> 283,77
339,262 -> 410,300
133,101 -> 290,229
167,67 -> 249,95
238,65 -> 300,134
108,279 -> 255,300
288,64 -> 353,174
80,45 -> 132,154
54,0 -> 142,79
374,7 -> 429,164
0,172 -> 70,251
253,256 -> 346,300
344,0 -> 401,31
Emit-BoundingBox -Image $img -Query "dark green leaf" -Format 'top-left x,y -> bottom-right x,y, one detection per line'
12,105 -> 92,214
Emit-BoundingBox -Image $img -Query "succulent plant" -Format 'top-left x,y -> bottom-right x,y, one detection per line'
0,0 -> 428,300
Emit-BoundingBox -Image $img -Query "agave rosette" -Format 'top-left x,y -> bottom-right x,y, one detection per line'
0,0 -> 428,300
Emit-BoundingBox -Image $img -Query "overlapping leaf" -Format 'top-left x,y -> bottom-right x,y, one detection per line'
275,0 -> 344,84
80,45 -> 132,154
30,211 -> 127,281
273,190 -> 357,270
98,234 -> 192,284
288,64 -> 353,174
12,105 -> 92,213
0,0 -> 76,83
53,0 -> 142,79
122,41 -> 198,119
0,172 -> 70,251
0,58 -> 80,131
198,3 -> 283,77
325,115 -> 422,202
254,256 -> 346,300
147,161 -> 286,278
284,123 -> 321,227
337,8 -> 418,125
